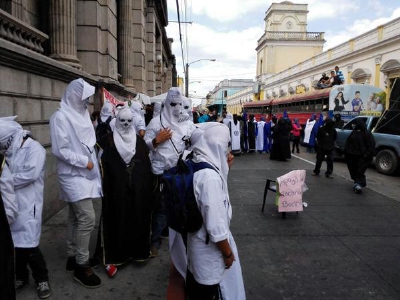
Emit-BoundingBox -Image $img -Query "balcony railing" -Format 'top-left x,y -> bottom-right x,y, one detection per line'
0,8 -> 48,53
258,31 -> 325,43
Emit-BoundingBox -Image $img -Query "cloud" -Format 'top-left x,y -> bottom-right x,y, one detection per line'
191,0 -> 270,22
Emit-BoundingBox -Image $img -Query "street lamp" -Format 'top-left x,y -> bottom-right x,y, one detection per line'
185,59 -> 216,97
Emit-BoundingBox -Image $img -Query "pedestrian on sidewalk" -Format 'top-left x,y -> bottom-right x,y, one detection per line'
93,105 -> 154,273
0,117 -> 51,298
312,118 -> 337,178
186,122 -> 246,300
291,118 -> 302,153
50,78 -> 102,288
0,151 -> 17,300
343,118 -> 375,193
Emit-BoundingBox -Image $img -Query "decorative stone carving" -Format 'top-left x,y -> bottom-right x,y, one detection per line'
375,54 -> 382,65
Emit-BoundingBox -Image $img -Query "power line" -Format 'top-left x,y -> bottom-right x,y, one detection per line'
175,0 -> 186,70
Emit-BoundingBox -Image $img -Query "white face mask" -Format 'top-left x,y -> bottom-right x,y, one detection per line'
119,116 -> 133,132
169,102 -> 182,118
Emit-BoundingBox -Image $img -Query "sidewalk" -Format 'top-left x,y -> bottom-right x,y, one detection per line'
17,150 -> 400,299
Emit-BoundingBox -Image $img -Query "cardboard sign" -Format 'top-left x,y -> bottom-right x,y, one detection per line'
275,170 -> 306,212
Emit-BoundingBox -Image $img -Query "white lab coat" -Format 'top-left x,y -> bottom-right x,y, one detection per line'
9,138 -> 45,248
0,160 -> 17,224
50,111 -> 102,202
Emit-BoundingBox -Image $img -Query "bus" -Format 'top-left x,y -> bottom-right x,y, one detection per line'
243,84 -> 386,125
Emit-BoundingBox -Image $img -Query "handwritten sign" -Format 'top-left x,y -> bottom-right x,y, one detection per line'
275,170 -> 306,212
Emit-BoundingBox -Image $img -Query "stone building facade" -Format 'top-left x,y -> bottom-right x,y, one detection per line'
0,0 -> 176,221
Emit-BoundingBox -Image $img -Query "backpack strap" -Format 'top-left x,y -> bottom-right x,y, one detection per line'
0,154 -> 5,178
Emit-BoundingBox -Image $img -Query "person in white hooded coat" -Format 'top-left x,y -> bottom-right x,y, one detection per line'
0,117 -> 51,298
144,87 -> 195,265
186,122 -> 246,300
50,78 -> 102,288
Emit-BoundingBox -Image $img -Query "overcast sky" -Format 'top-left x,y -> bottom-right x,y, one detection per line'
166,0 -> 400,101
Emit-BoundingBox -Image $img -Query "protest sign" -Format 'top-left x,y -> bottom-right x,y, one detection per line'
275,170 -> 306,212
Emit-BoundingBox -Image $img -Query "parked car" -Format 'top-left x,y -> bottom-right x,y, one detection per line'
335,115 -> 400,175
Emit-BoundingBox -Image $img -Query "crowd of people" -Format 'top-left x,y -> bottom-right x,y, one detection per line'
0,79 -> 245,300
0,77 -> 377,300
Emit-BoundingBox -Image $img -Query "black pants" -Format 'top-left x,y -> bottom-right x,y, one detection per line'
345,153 -> 372,187
15,247 -> 49,284
314,149 -> 334,175
292,137 -> 300,152
186,270 -> 221,300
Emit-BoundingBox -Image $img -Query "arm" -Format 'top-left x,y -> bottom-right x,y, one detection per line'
13,140 -> 46,190
50,114 -> 90,169
0,163 -> 18,224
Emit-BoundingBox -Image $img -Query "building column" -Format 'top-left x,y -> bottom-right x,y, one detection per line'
118,0 -> 135,88
11,0 -> 23,20
49,0 -> 81,68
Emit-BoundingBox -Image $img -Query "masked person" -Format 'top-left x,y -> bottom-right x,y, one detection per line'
313,118 -> 337,178
129,100 -> 146,137
183,96 -> 194,122
93,106 -> 154,275
343,118 -> 375,193
0,117 -> 51,298
144,87 -> 195,278
186,122 -> 246,300
50,78 -> 102,288
0,149 -> 17,300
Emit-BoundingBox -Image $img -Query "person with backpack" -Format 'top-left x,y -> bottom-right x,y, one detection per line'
0,117 -> 51,298
185,122 -> 246,300
144,87 -> 196,261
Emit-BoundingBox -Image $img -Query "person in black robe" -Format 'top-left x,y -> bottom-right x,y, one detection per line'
247,114 -> 256,153
270,117 -> 292,161
0,154 -> 16,300
95,106 -> 154,272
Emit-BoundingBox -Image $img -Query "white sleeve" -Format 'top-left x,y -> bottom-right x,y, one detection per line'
194,171 -> 230,243
144,119 -> 159,151
50,113 -> 89,168
0,162 -> 18,224
13,141 -> 46,190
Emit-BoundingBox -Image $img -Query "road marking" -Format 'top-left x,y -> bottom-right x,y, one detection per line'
291,154 -> 316,165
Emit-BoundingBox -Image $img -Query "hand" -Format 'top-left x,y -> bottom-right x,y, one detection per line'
87,161 -> 94,170
223,252 -> 235,269
227,152 -> 234,169
155,128 -> 173,144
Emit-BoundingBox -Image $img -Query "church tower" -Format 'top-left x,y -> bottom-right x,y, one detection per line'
256,1 -> 325,80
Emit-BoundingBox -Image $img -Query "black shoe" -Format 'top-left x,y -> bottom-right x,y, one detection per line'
15,279 -> 29,293
325,174 -> 334,179
312,171 -> 319,176
73,264 -> 101,288
37,281 -> 52,299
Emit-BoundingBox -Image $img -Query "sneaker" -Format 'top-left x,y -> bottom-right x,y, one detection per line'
15,279 -> 29,293
353,184 -> 362,194
66,256 -> 76,272
150,244 -> 158,258
37,281 -> 52,299
105,264 -> 117,278
73,264 -> 101,288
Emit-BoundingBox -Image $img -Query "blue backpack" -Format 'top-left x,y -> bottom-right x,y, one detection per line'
161,159 -> 216,234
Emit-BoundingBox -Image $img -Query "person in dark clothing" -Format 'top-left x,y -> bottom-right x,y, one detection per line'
270,117 -> 291,161
312,118 -> 337,178
343,118 -> 375,193
247,114 -> 256,153
333,113 -> 345,129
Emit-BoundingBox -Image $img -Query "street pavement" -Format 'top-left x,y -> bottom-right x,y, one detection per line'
16,147 -> 400,300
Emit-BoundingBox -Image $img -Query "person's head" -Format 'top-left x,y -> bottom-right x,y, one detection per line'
355,91 -> 360,99
324,117 -> 334,129
190,122 -> 232,178
62,78 -> 95,115
163,87 -> 185,121
115,106 -> 133,133
330,70 -> 336,77
335,66 -> 340,72
334,113 -> 341,121
294,118 -> 299,125
353,117 -> 366,131
336,92 -> 343,99
375,96 -> 381,104
0,116 -> 31,160
129,100 -> 145,118
322,73 -> 326,77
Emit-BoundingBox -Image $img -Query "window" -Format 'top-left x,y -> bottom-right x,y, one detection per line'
343,117 -> 367,130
